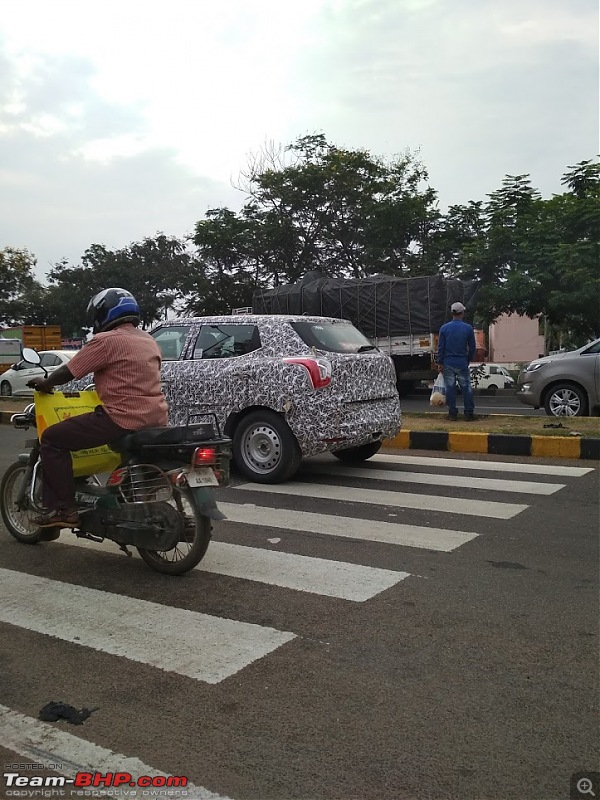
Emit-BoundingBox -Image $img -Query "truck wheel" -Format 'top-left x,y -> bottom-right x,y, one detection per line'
233,410 -> 302,483
0,381 -> 12,397
487,383 -> 498,395
333,441 -> 382,462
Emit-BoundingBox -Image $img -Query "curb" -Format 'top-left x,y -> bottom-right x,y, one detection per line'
2,410 -> 598,461
383,430 -> 600,460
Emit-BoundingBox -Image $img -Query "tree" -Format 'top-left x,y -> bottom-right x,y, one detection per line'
45,234 -> 194,333
0,247 -> 41,326
441,162 -> 599,343
188,134 -> 439,311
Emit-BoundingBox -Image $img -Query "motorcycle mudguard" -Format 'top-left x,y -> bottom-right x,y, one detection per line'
189,487 -> 227,521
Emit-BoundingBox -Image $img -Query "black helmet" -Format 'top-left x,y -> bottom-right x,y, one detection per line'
87,288 -> 141,334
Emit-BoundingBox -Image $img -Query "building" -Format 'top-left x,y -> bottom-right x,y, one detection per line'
488,313 -> 545,364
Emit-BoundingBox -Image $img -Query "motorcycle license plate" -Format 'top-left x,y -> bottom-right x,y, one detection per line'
185,468 -> 219,487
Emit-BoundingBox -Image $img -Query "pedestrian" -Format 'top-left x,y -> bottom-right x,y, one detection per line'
436,301 -> 476,421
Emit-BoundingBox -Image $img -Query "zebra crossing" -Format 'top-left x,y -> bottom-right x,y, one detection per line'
0,452 -> 594,798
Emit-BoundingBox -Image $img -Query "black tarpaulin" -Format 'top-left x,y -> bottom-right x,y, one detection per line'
253,275 -> 478,337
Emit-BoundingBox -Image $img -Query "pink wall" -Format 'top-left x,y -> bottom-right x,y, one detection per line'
488,313 -> 545,363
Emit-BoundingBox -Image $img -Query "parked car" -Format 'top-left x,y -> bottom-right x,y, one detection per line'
0,350 -> 76,396
469,363 -> 515,392
516,338 -> 600,417
149,314 -> 401,482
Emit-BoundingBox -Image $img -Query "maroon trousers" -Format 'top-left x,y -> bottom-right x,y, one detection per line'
40,406 -> 128,511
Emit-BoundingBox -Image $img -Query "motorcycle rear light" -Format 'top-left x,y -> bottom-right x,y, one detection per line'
106,468 -> 127,486
193,446 -> 217,466
283,357 -> 332,389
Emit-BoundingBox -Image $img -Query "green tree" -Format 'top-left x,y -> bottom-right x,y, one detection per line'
188,134 -> 439,311
0,247 -> 41,326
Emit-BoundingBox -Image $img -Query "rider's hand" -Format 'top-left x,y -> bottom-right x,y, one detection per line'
27,377 -> 53,393
436,363 -> 444,373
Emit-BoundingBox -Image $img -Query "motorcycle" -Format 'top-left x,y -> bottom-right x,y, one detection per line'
0,350 -> 232,576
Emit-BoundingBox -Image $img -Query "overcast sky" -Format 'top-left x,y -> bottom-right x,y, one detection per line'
1,0 -> 597,280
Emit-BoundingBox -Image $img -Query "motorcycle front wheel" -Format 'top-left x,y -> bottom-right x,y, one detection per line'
136,487 -> 212,576
0,461 -> 44,544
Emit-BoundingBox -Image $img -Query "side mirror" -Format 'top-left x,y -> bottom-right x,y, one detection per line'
21,347 -> 41,365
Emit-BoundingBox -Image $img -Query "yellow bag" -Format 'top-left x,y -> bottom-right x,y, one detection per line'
35,390 -> 122,477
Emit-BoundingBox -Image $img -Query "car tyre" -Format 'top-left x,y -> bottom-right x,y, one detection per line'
544,382 -> 588,417
1,381 -> 12,397
233,410 -> 301,483
332,441 -> 382,462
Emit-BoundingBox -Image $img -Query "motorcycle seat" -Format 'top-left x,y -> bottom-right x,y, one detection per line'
112,423 -> 216,452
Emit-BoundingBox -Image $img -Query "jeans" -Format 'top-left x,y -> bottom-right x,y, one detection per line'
443,364 -> 474,415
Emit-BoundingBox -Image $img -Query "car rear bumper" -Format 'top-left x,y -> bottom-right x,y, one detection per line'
290,396 -> 401,457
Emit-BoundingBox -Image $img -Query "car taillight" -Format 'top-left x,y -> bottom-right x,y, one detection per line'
193,446 -> 217,466
283,357 -> 332,389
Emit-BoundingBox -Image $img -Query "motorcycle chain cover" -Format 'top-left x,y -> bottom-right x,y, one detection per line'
82,501 -> 184,550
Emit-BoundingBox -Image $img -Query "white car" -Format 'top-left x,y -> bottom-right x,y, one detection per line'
0,350 -> 76,396
469,363 -> 515,392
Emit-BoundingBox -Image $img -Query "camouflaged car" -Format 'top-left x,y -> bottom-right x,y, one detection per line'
150,314 -> 401,483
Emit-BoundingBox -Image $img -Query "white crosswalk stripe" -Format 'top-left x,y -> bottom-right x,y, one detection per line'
0,567 -> 296,684
307,463 -> 566,494
63,537 -> 411,600
0,704 -> 228,799
236,481 -> 529,519
218,501 -> 478,552
369,453 -> 594,477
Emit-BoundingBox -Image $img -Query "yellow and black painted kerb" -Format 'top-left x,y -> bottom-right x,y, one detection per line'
385,430 -> 600,460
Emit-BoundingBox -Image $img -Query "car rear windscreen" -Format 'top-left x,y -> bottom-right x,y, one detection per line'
290,321 -> 374,354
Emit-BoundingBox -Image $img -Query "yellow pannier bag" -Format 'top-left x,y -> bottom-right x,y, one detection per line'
35,390 -> 122,477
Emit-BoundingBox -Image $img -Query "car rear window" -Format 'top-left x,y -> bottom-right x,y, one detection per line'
290,321 -> 374,354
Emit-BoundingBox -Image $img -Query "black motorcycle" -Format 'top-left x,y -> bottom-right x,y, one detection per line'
0,376 -> 231,576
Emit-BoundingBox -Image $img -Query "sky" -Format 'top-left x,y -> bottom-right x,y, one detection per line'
1,0 -> 597,280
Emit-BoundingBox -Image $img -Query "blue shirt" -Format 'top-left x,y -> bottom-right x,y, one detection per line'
437,319 -> 476,368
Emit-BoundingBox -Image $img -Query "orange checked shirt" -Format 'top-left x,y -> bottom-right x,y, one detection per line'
67,324 -> 169,430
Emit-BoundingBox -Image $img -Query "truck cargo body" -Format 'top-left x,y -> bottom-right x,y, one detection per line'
0,325 -> 62,375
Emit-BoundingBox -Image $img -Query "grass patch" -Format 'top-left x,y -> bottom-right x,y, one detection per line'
402,412 -> 600,438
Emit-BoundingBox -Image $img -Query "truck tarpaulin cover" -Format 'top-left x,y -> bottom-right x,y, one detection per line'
252,275 -> 478,337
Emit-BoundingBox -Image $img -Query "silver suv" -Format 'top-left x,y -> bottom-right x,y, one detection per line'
517,338 -> 600,417
150,314 -> 401,482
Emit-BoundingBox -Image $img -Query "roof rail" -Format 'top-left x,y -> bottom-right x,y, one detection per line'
231,307 -> 252,315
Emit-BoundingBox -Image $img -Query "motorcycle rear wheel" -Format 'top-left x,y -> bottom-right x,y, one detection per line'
136,487 -> 211,576
0,461 -> 44,544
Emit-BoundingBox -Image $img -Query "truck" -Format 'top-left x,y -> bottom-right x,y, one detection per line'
0,325 -> 62,375
250,273 -> 479,395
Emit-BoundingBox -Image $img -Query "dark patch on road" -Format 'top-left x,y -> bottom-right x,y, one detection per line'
487,560 -> 529,570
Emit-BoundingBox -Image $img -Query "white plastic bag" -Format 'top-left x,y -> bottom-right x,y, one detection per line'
430,372 -> 447,406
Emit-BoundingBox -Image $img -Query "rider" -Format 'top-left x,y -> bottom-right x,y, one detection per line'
27,288 -> 168,531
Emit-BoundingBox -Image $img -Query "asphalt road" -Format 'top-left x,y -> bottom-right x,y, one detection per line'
400,391 -> 545,416
0,426 -> 598,800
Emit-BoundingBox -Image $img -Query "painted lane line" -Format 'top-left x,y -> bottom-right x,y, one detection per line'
218,502 -> 477,552
369,453 -> 593,477
0,703 -> 229,799
236,482 -> 528,520
0,568 -> 295,684
52,537 -> 410,601
308,464 -> 565,495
